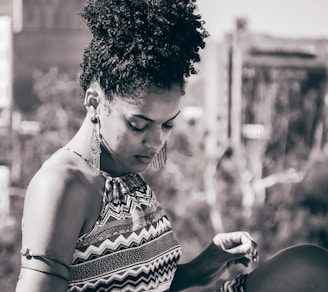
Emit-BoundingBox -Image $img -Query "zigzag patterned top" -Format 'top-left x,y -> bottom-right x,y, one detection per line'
67,173 -> 181,292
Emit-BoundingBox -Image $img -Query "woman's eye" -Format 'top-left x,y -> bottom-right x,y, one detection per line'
163,123 -> 174,130
129,122 -> 148,133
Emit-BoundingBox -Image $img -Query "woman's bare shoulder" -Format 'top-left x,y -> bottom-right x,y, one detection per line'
27,156 -> 84,199
21,152 -> 98,263
25,150 -> 97,204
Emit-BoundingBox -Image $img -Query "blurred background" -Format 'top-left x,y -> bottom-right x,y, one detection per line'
1,0 -> 328,291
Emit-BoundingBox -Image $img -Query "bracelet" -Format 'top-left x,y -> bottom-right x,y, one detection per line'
21,266 -> 69,282
21,247 -> 71,281
21,247 -> 70,271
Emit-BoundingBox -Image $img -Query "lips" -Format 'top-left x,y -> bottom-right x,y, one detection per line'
135,155 -> 155,164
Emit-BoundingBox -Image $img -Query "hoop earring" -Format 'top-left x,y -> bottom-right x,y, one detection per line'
90,114 -> 101,175
151,141 -> 167,169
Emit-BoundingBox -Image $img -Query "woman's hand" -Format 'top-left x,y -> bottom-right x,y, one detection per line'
196,231 -> 259,283
213,231 -> 259,266
170,231 -> 258,291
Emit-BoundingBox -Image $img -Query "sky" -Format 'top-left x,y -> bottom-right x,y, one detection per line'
197,0 -> 328,40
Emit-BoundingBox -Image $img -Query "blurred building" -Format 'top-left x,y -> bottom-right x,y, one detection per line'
0,0 -> 90,186
14,0 -> 90,111
196,19 -> 328,211
0,0 -> 90,117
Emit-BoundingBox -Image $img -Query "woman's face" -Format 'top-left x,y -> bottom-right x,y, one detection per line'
98,88 -> 181,175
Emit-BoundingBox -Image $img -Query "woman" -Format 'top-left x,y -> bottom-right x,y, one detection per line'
16,0 -> 328,291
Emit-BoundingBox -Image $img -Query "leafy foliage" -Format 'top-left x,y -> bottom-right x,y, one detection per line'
17,68 -> 85,187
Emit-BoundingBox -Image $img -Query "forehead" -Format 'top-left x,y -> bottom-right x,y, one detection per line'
112,89 -> 181,120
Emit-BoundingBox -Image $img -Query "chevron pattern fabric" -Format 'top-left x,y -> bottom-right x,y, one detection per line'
218,274 -> 247,292
67,173 -> 181,292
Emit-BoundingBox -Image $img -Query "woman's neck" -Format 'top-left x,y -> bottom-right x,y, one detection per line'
65,117 -> 130,177
99,143 -> 130,177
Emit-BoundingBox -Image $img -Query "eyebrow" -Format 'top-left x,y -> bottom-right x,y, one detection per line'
132,110 -> 181,123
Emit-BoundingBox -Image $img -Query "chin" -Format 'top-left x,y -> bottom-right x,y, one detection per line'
137,165 -> 150,173
132,163 -> 151,174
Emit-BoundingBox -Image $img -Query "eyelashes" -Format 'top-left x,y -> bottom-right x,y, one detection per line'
129,123 -> 148,133
128,122 -> 174,134
163,123 -> 174,130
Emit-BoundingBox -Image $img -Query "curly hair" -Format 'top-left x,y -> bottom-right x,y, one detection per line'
79,0 -> 208,99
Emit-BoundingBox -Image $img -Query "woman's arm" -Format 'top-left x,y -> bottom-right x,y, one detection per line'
170,232 -> 258,291
15,167 -> 88,292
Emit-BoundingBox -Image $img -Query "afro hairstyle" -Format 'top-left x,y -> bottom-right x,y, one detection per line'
79,0 -> 208,99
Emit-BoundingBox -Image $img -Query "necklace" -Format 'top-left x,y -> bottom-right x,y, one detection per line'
61,147 -> 95,170
63,147 -> 89,163
61,147 -> 109,177
61,145 -> 130,178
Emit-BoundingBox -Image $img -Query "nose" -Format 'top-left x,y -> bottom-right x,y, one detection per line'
143,127 -> 164,152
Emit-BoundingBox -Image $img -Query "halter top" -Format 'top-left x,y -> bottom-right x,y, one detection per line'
65,150 -> 181,292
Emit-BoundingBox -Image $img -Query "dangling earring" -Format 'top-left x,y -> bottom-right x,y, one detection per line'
90,114 -> 101,175
151,141 -> 167,169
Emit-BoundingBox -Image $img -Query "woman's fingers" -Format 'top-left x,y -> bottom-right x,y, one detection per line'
228,234 -> 258,262
213,231 -> 259,262
241,232 -> 259,262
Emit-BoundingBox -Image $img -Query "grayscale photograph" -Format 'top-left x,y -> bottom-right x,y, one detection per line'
0,1 -> 328,291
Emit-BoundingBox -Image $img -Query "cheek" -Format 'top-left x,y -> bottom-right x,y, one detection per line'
164,129 -> 173,139
121,132 -> 143,148
100,114 -> 143,150
109,128 -> 142,151
109,131 -> 126,149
